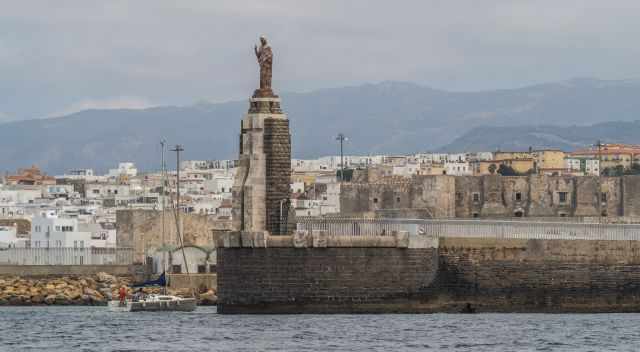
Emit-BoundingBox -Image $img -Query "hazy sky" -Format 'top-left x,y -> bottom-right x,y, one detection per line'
2,0 -> 640,120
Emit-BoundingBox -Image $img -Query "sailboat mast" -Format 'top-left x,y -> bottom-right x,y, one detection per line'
170,144 -> 195,297
160,139 -> 167,293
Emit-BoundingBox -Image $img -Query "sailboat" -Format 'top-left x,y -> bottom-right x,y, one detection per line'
108,272 -> 197,312
108,142 -> 197,312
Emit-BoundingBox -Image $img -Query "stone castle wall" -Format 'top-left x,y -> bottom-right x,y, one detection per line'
217,236 -> 640,313
217,247 -> 438,314
341,174 -> 640,219
340,176 -> 455,218
116,210 -> 231,263
434,238 -> 640,312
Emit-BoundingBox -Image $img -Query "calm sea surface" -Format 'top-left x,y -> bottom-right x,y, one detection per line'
1,307 -> 639,351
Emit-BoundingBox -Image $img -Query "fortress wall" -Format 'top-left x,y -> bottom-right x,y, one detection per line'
217,247 -> 438,314
434,238 -> 640,312
343,175 -> 637,220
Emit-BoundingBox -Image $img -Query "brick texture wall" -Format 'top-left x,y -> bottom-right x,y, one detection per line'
217,247 -> 438,313
433,238 -> 640,312
217,238 -> 640,313
263,118 -> 291,235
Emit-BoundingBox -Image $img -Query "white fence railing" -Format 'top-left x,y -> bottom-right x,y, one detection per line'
296,217 -> 640,241
0,247 -> 134,265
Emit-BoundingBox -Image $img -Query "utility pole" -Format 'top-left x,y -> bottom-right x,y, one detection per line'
336,133 -> 348,182
160,139 -> 167,277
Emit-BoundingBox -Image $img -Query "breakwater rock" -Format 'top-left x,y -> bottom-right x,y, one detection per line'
0,272 -> 218,306
0,272 -> 130,306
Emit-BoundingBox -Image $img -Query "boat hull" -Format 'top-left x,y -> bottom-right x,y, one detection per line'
108,298 -> 197,312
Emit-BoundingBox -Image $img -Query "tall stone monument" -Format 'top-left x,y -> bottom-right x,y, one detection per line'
232,36 -> 291,236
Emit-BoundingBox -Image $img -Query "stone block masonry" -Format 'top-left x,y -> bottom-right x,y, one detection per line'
263,117 -> 291,235
232,95 -> 291,235
217,247 -> 438,314
217,234 -> 640,313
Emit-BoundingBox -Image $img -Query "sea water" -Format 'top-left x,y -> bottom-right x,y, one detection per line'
1,307 -> 639,351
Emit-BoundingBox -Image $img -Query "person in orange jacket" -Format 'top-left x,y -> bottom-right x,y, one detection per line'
118,286 -> 127,306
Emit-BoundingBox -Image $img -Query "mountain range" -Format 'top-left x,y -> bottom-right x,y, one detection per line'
2,77 -> 640,174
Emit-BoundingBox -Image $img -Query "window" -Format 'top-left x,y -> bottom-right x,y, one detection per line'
209,264 -> 216,273
74,241 -> 78,248
172,265 -> 182,274
515,192 -> 522,201
472,193 -> 480,202
80,241 -> 84,248
197,265 -> 206,274
93,189 -> 100,194
601,192 -> 608,203
558,192 -> 568,204
373,198 -> 378,204
55,226 -> 60,231
396,197 -> 401,203
114,190 -> 118,195
455,192 -> 463,202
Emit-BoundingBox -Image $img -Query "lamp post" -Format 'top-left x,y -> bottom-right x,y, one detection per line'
336,133 -> 348,182
596,139 -> 603,223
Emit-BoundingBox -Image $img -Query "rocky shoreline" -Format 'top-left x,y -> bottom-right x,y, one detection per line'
0,272 -> 217,306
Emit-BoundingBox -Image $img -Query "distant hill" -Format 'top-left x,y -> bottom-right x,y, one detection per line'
2,78 -> 640,174
440,121 -> 640,152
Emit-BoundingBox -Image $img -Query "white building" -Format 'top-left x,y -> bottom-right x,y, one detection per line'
565,158 -> 600,176
0,225 -> 26,248
30,213 -> 114,249
445,162 -> 472,176
107,162 -> 138,178
85,184 -> 131,199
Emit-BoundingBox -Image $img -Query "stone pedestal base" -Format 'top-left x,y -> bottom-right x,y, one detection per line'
232,96 -> 291,236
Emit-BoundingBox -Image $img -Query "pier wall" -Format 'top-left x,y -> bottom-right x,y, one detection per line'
217,234 -> 640,313
218,246 -> 437,313
434,238 -> 640,312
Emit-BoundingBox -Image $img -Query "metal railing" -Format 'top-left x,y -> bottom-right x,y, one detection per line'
0,247 -> 134,265
296,217 -> 640,241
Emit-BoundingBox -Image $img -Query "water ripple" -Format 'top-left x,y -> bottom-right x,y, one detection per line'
1,308 -> 640,351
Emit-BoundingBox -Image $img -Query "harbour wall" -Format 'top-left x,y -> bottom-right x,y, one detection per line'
217,233 -> 640,313
434,238 -> 640,312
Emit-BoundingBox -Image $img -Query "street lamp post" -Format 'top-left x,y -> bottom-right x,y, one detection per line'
336,133 -> 348,182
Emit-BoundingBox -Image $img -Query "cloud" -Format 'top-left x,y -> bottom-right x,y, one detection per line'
3,0 -> 640,119
49,97 -> 156,118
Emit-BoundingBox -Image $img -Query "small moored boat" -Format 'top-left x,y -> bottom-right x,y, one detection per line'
108,294 -> 197,312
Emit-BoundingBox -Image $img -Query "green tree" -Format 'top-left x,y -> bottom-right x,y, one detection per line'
497,164 -> 519,176
336,168 -> 353,181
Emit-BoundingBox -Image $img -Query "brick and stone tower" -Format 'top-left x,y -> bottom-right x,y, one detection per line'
232,36 -> 291,236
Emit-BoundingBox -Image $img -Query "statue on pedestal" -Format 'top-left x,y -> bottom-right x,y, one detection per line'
254,36 -> 275,97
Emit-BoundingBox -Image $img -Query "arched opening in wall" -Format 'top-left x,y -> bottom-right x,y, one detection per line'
601,210 -> 608,217
472,212 -> 479,218
514,210 -> 523,217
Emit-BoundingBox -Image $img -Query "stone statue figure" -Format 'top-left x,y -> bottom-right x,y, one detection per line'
254,36 -> 273,93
